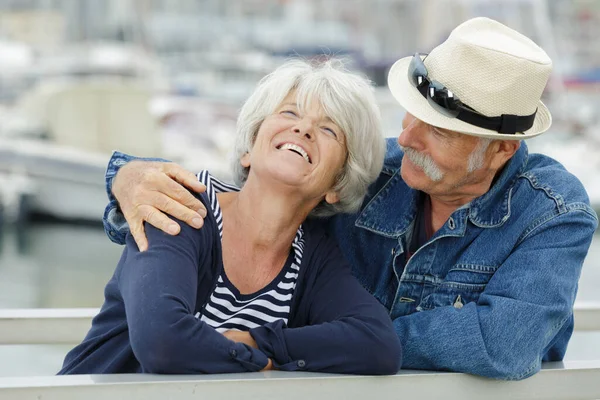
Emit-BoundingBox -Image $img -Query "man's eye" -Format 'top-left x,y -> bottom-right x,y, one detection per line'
431,127 -> 444,137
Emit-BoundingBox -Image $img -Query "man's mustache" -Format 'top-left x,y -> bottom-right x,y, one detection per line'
401,147 -> 444,182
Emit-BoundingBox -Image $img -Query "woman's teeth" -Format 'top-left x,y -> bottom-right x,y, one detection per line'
279,143 -> 311,163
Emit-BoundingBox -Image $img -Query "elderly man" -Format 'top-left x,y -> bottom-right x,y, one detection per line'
102,18 -> 597,380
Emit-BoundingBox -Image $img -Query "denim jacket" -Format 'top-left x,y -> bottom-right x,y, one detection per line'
328,139 -> 597,380
103,138 -> 598,380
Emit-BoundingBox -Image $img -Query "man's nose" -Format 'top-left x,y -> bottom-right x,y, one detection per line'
397,117 -> 424,150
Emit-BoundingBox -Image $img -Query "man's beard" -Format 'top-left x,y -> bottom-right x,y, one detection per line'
401,146 -> 444,181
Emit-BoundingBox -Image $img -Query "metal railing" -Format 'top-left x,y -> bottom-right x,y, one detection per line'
1,302 -> 599,345
0,361 -> 599,400
0,304 -> 599,399
0,308 -> 98,345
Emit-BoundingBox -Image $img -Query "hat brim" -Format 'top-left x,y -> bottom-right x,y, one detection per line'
387,56 -> 552,140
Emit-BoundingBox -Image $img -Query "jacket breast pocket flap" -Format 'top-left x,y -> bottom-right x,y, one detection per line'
418,264 -> 497,310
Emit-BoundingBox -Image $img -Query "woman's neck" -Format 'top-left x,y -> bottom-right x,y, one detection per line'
216,175 -> 320,294
218,175 -> 318,259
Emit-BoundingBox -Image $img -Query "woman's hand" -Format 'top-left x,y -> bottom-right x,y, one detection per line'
222,330 -> 259,349
223,330 -> 274,371
112,160 -> 207,251
262,359 -> 274,371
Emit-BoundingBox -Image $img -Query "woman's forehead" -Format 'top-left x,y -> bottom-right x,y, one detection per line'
281,89 -> 320,106
279,91 -> 338,122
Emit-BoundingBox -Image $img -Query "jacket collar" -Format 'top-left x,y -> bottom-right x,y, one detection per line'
468,142 -> 528,227
355,141 -> 529,237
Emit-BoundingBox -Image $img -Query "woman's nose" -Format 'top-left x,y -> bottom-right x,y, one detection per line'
293,119 -> 314,140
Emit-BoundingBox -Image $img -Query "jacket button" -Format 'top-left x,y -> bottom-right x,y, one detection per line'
391,247 -> 396,256
453,295 -> 463,309
229,349 -> 237,358
448,218 -> 456,230
297,360 -> 306,368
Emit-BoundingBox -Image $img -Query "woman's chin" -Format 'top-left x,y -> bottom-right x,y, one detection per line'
255,162 -> 310,187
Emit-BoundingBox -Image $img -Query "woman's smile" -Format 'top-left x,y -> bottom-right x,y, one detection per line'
276,142 -> 312,163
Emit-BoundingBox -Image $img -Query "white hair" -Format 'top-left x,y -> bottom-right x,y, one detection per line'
402,147 -> 444,181
467,138 -> 493,172
231,58 -> 386,217
401,136 -> 493,181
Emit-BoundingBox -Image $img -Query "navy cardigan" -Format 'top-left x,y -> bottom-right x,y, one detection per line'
59,193 -> 402,375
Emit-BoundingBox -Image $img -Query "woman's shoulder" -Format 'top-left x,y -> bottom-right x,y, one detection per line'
299,218 -> 347,267
301,217 -> 328,238
134,185 -> 219,252
195,170 -> 218,209
196,170 -> 239,194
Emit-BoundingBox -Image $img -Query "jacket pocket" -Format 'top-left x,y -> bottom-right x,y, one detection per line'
418,264 -> 497,310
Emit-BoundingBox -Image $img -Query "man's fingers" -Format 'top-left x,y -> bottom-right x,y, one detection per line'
114,161 -> 208,246
160,175 -> 207,217
130,222 -> 148,252
164,163 -> 206,194
140,205 -> 182,235
149,192 -> 205,229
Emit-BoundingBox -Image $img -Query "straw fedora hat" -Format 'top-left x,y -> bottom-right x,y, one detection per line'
388,17 -> 553,140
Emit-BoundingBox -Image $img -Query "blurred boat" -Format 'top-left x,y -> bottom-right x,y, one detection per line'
151,95 -> 238,182
0,169 -> 35,226
0,42 -> 165,223
0,137 -> 107,222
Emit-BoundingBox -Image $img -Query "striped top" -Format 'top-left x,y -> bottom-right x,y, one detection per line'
195,170 -> 304,333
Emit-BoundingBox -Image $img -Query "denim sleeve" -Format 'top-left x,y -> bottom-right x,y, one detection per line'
118,212 -> 269,373
103,151 -> 171,245
393,208 -> 598,380
249,241 -> 402,375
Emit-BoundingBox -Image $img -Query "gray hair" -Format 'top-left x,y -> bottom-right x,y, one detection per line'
231,59 -> 386,217
467,138 -> 493,172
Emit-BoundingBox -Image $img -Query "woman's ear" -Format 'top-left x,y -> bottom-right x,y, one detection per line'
240,152 -> 251,168
324,191 -> 340,205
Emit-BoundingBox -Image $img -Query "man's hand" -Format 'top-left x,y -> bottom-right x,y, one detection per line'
223,330 -> 274,371
112,160 -> 207,251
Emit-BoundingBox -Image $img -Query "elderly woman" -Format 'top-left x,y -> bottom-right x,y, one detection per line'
59,60 -> 401,375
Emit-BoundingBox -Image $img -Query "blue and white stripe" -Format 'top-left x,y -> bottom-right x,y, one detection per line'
195,170 -> 304,332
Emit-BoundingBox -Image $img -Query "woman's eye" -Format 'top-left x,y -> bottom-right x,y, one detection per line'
322,127 -> 338,138
282,110 -> 298,117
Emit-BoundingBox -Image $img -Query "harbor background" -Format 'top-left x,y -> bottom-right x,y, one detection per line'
0,0 -> 599,377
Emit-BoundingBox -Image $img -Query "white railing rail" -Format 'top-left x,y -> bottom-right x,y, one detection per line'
571,302 -> 600,331
0,302 -> 599,345
0,361 -> 599,400
0,308 -> 98,345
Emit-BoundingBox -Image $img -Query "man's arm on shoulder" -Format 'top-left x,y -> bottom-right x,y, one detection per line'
393,207 -> 597,380
103,151 -> 206,250
103,151 -> 144,245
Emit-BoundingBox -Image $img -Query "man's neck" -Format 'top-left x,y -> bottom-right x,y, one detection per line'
427,179 -> 494,233
423,153 -> 514,234
428,196 -> 468,232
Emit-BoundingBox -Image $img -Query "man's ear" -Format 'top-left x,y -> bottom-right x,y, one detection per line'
324,191 -> 340,205
489,140 -> 521,170
240,152 -> 251,168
